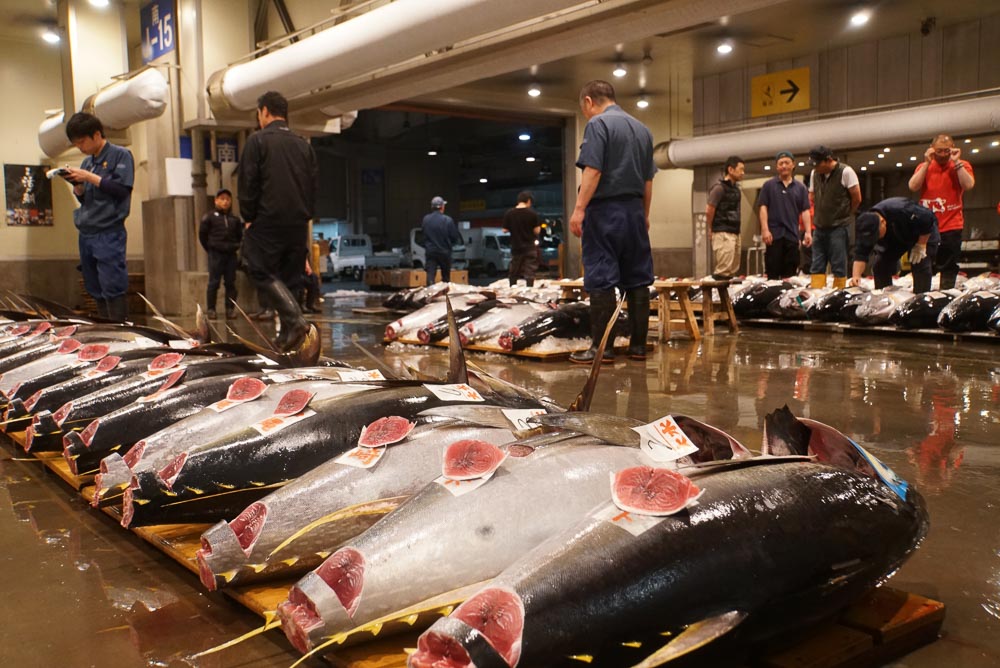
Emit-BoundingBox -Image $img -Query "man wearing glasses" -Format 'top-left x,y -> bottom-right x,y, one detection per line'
908,134 -> 975,290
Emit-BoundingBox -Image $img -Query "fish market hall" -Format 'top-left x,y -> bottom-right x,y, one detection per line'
1,2 -> 998,667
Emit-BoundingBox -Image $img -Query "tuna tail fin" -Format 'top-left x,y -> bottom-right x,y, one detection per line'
568,295 -> 626,412
629,610 -> 747,668
192,304 -> 212,344
350,333 -> 408,380
445,297 -> 469,385
762,405 -> 812,456
465,360 -> 564,412
228,301 -> 279,351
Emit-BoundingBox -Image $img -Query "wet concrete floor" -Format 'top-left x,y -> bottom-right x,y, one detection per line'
1,286 -> 997,667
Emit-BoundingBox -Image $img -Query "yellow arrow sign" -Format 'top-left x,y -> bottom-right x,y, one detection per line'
751,67 -> 810,118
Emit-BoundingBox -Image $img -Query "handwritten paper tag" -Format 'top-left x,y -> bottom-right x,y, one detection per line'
632,415 -> 699,463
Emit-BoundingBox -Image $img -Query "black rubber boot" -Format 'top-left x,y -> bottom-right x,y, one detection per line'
570,290 -> 616,365
206,287 -> 218,319
626,287 -> 650,360
106,295 -> 128,323
93,298 -> 108,320
264,279 -> 309,353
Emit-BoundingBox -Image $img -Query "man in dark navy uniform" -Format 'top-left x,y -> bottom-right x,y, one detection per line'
849,197 -> 939,293
421,196 -> 461,286
63,112 -> 135,322
569,80 -> 656,364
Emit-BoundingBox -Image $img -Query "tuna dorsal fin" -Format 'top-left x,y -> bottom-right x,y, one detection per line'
569,295 -> 625,412
227,301 -> 279,352
762,405 -> 812,456
445,298 -> 469,385
193,304 -> 212,344
527,412 -> 644,447
629,610 -> 747,668
466,360 -> 564,411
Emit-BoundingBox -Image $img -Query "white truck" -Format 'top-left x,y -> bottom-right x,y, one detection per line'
462,227 -> 512,276
327,234 -> 401,280
406,228 -> 467,270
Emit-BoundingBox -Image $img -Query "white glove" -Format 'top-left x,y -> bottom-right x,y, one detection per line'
909,243 -> 927,265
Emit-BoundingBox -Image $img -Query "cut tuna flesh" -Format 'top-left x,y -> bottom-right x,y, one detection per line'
149,352 -> 184,370
443,439 -> 507,480
314,547 -> 366,617
227,377 -> 267,402
358,416 -> 416,447
94,355 -> 122,372
229,502 -> 268,556
56,339 -> 83,354
453,587 -> 524,668
274,389 -> 314,416
77,344 -> 110,362
611,466 -> 702,516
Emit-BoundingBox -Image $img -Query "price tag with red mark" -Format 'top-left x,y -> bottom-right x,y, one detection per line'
423,383 -> 485,402
335,446 -> 387,469
593,503 -> 663,537
501,408 -> 547,431
338,369 -> 386,382
433,472 -> 494,497
251,408 -> 316,436
632,415 -> 699,463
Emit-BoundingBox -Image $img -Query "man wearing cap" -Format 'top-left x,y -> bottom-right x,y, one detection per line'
198,189 -> 243,319
705,155 -> 745,280
758,151 -> 812,279
569,79 -> 656,364
808,146 -> 861,289
421,196 -> 461,286
908,134 -> 975,289
849,197 -> 938,293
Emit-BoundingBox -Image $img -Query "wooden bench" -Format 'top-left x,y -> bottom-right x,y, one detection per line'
693,279 -> 739,335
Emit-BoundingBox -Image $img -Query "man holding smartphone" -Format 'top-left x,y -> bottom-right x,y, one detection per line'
62,112 -> 134,322
908,134 -> 975,289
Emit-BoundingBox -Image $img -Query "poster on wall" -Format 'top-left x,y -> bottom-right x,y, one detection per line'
4,164 -> 53,226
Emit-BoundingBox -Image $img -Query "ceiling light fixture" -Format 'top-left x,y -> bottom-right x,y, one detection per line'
869,160 -> 875,165
764,165 -> 772,171
527,85 -> 541,98
964,138 -> 972,143
991,141 -> 999,147
518,133 -> 531,142
883,147 -> 890,152
716,42 -> 733,55
613,64 -> 627,78
525,156 -> 537,162
41,28 -> 60,44
971,148 -> 980,153
860,166 -> 868,171
636,96 -> 649,109
479,178 -> 488,184
910,156 -> 917,161
850,10 -> 871,27
877,153 -> 885,158
427,150 -> 437,156
89,0 -> 110,7
895,162 -> 903,167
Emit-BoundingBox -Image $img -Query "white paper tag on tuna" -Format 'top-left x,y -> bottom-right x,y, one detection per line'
252,408 -> 316,436
434,471 -> 495,497
633,416 -> 699,462
255,354 -> 280,367
136,386 -> 185,404
593,503 -> 664,536
424,383 -> 485,402
209,395 -> 260,413
168,339 -> 198,350
133,336 -> 162,349
336,446 -> 387,469
262,372 -> 299,384
501,408 -> 547,430
338,369 -> 386,382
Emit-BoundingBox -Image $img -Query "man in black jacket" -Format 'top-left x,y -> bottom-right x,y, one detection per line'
198,189 -> 242,319
237,91 -> 318,352
849,197 -> 939,293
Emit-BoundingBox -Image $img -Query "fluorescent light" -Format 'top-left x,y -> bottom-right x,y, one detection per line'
427,150 -> 437,156
525,157 -> 536,162
869,160 -> 875,165
527,86 -> 541,98
909,156 -> 917,161
860,166 -> 868,171
518,133 -> 531,141
41,29 -> 60,44
636,97 -> 649,109
479,178 -> 488,184
971,148 -> 980,153
964,138 -> 972,143
797,161 -> 805,167
89,0 -> 110,7
764,165 -> 772,171
612,65 -> 627,78
895,162 -> 903,167
991,141 -> 999,147
716,42 -> 733,55
883,147 -> 890,152
850,10 -> 871,27
877,153 -> 885,158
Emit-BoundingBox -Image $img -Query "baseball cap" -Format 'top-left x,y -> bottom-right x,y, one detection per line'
431,196 -> 446,208
216,188 -> 232,197
808,146 -> 834,164
854,212 -> 880,258
775,150 -> 794,161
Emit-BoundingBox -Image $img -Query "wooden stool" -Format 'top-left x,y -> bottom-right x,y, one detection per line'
653,280 -> 700,341
696,279 -> 739,335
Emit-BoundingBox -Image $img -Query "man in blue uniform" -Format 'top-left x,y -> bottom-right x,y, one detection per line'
569,80 -> 656,364
63,112 -> 135,322
238,91 -> 318,352
758,151 -> 812,279
421,196 -> 461,286
849,197 -> 939,293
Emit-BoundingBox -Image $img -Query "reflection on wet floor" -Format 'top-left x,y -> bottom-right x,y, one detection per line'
0,289 -> 997,667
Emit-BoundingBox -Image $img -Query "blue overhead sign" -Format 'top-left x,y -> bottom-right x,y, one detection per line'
141,0 -> 176,64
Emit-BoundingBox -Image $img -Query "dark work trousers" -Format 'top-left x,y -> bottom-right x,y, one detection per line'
765,236 -> 800,279
581,197 -> 654,292
425,251 -> 452,286
241,225 -> 307,295
872,241 -> 939,293
509,249 -> 539,286
79,227 -> 129,300
206,251 -> 239,310
799,230 -> 813,275
934,230 -> 963,289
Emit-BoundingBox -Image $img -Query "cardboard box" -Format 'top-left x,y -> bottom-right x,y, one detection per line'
364,269 -> 385,287
388,269 -> 425,288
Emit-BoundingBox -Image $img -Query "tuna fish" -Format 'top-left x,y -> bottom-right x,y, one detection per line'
890,290 -> 961,329
937,290 -> 1000,332
409,409 -> 928,668
988,304 -> 1000,333
766,287 -> 830,320
417,299 -> 503,344
385,294 -> 486,341
852,287 -> 914,326
461,303 -> 551,347
807,286 -> 869,322
196,415 -> 520,591
731,280 -> 793,318
497,302 -> 625,352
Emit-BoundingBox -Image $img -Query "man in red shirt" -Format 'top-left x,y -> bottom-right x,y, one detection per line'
908,134 -> 975,289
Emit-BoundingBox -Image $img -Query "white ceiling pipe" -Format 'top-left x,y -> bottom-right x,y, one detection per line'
657,95 -> 1000,169
209,0 -> 584,114
38,69 -> 170,158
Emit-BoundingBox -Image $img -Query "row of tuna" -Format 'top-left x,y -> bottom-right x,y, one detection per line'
0,296 -> 930,666
727,273 -> 1000,332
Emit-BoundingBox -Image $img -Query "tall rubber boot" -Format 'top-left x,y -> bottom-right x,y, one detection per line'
939,272 -> 956,290
832,276 -> 847,289
106,295 -> 128,323
626,287 -> 650,360
206,286 -> 218,319
263,279 -> 309,353
93,298 -> 108,320
569,290 -> 616,365
810,274 -> 826,289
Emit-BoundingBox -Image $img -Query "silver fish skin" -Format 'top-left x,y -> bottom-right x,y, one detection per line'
853,288 -> 914,325
385,294 -> 486,341
458,303 -> 547,345
411,462 -> 928,668
277,438 -> 649,654
196,421 -> 517,590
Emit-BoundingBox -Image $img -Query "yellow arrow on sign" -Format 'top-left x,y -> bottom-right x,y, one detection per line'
751,67 -> 810,118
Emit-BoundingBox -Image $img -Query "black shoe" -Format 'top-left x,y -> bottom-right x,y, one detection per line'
254,308 -> 276,321
225,309 -> 236,319
207,309 -> 218,319
569,347 -> 615,365
627,345 -> 647,361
